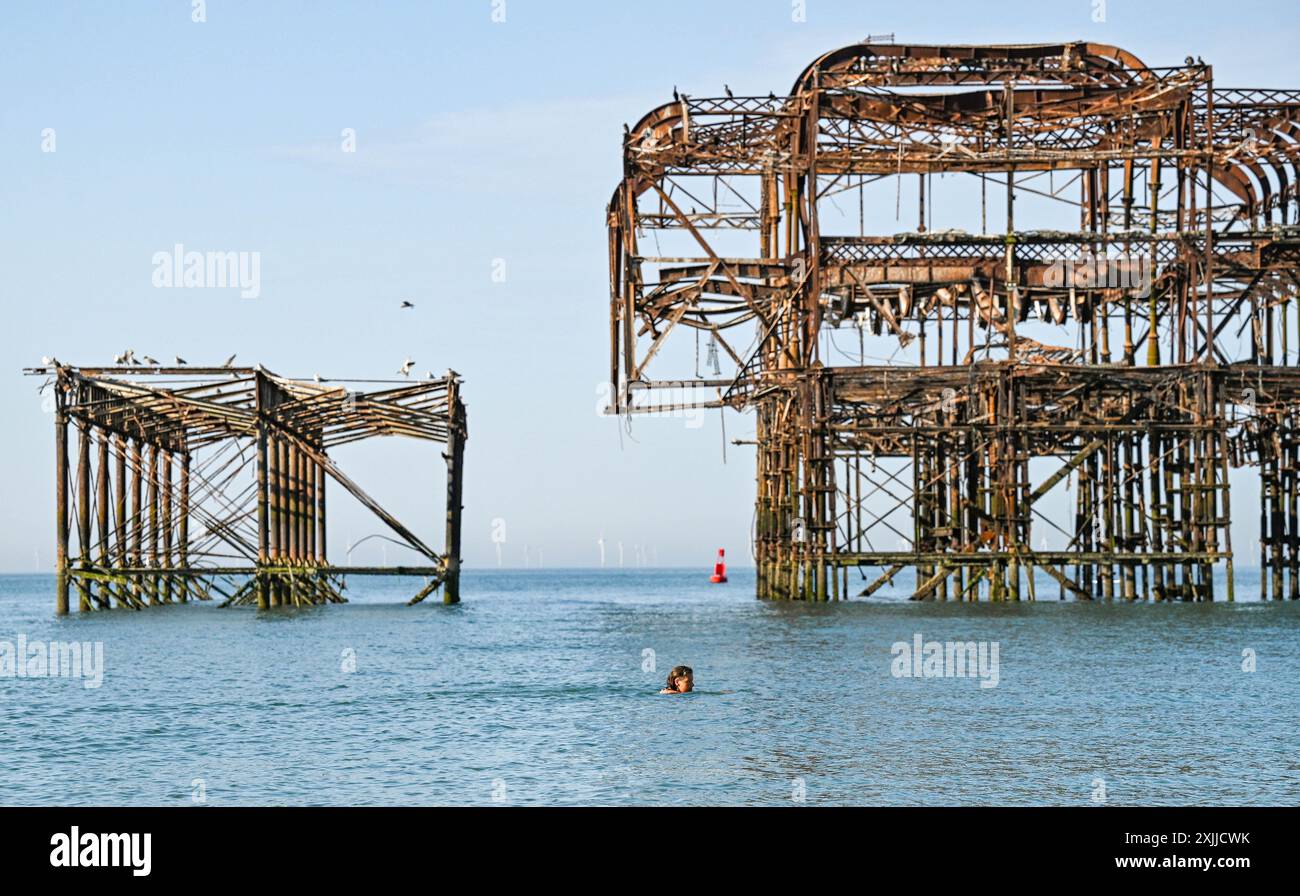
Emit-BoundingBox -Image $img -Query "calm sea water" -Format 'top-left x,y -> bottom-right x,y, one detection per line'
0,568 -> 1296,806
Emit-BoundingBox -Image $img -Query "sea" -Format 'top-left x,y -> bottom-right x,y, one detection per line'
0,568 -> 1296,806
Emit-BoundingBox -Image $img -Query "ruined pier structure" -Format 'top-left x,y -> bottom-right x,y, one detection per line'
607,42 -> 1300,600
31,364 -> 465,613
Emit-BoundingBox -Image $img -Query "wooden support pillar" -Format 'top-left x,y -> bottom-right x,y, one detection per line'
443,375 -> 466,604
1287,420 -> 1296,600
266,434 -> 278,566
294,442 -> 306,604
305,451 -> 316,563
278,436 -> 290,605
288,443 -> 300,565
114,435 -> 128,607
178,452 -> 189,602
147,444 -> 159,605
96,429 -> 110,567
1122,433 -> 1137,600
282,440 -> 292,569
1148,426 -> 1165,601
54,395 -> 69,616
161,450 -> 173,603
130,440 -> 143,604
301,448 -> 311,565
290,442 -> 300,566
287,443 -> 297,569
75,421 -> 92,611
256,422 -> 270,609
316,459 -> 327,563
95,429 -> 113,607
1100,436 -> 1115,600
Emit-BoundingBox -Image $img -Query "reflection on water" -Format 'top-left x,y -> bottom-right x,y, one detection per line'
0,568 -> 1296,805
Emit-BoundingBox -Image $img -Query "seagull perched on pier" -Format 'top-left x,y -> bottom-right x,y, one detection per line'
142,355 -> 159,365
397,358 -> 415,377
174,356 -> 187,365
724,84 -> 734,98
672,86 -> 679,102
400,300 -> 414,309
113,351 -> 126,364
223,353 -> 237,367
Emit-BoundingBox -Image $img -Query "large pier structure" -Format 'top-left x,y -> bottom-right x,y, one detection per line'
28,364 -> 466,613
606,41 -> 1300,600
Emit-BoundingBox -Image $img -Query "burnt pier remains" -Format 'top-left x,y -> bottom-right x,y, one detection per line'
607,42 -> 1300,600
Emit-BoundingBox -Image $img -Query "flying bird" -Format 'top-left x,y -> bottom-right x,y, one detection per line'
397,358 -> 415,377
400,300 -> 414,309
223,354 -> 237,367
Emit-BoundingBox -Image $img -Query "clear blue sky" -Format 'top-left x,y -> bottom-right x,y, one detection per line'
1,0 -> 1297,571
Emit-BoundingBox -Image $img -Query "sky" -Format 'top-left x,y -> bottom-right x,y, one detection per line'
1,0 -> 1297,572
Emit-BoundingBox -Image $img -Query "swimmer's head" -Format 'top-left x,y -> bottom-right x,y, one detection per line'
665,665 -> 693,693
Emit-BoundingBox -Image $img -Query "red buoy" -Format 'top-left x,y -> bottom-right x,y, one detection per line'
710,548 -> 728,583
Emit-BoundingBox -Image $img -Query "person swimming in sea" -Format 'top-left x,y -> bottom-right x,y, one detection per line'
660,665 -> 693,694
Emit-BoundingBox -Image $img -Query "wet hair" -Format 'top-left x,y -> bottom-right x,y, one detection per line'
665,665 -> 693,691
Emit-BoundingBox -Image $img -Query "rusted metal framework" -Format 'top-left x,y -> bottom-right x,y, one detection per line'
27,364 -> 466,613
607,42 -> 1300,600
